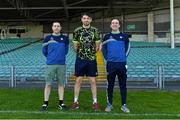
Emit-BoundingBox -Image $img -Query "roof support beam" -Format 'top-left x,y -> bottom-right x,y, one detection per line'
61,0 -> 69,19
0,18 -> 65,22
34,0 -> 89,18
0,6 -> 152,10
68,0 -> 89,6
5,0 -> 30,18
34,9 -> 57,18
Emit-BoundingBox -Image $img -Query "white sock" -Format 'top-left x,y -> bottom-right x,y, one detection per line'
93,98 -> 97,104
74,96 -> 78,103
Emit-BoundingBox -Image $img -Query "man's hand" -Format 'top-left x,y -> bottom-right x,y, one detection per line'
73,42 -> 79,52
95,41 -> 100,52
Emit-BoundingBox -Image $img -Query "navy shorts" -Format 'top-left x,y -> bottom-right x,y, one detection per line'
75,57 -> 98,77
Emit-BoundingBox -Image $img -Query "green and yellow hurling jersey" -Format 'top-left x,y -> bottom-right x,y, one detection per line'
73,26 -> 100,60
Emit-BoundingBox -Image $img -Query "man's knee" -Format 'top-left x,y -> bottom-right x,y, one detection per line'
75,78 -> 82,86
89,77 -> 96,85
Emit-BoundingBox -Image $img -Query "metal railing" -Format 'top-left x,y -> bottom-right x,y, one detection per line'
0,65 -> 174,90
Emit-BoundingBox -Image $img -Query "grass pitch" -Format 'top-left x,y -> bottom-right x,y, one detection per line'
0,88 -> 180,119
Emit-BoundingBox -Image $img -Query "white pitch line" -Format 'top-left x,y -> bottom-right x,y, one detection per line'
0,110 -> 180,117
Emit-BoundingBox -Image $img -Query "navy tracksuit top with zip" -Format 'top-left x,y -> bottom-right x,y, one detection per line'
102,32 -> 130,63
42,34 -> 69,65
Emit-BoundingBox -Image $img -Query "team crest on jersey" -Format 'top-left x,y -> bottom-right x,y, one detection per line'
109,36 -> 113,39
50,37 -> 54,41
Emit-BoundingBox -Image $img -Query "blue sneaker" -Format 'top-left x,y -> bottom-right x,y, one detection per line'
121,104 -> 130,113
105,103 -> 113,112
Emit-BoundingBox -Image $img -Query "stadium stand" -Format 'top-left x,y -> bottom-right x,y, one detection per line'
1,40 -> 180,83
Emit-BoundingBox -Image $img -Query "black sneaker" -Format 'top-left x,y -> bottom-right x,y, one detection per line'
58,103 -> 67,110
41,104 -> 48,111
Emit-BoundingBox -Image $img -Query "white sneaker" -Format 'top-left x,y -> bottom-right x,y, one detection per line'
105,103 -> 113,112
121,104 -> 130,113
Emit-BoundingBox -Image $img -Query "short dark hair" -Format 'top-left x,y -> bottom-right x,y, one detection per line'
52,21 -> 60,26
111,18 -> 120,23
81,12 -> 92,18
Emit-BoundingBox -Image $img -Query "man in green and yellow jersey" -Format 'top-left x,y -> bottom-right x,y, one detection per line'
71,13 -> 101,111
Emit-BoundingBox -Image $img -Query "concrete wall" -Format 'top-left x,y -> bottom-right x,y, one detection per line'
0,22 -> 43,39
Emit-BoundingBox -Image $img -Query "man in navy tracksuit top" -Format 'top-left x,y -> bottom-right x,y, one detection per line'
41,22 -> 69,111
102,19 -> 130,113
